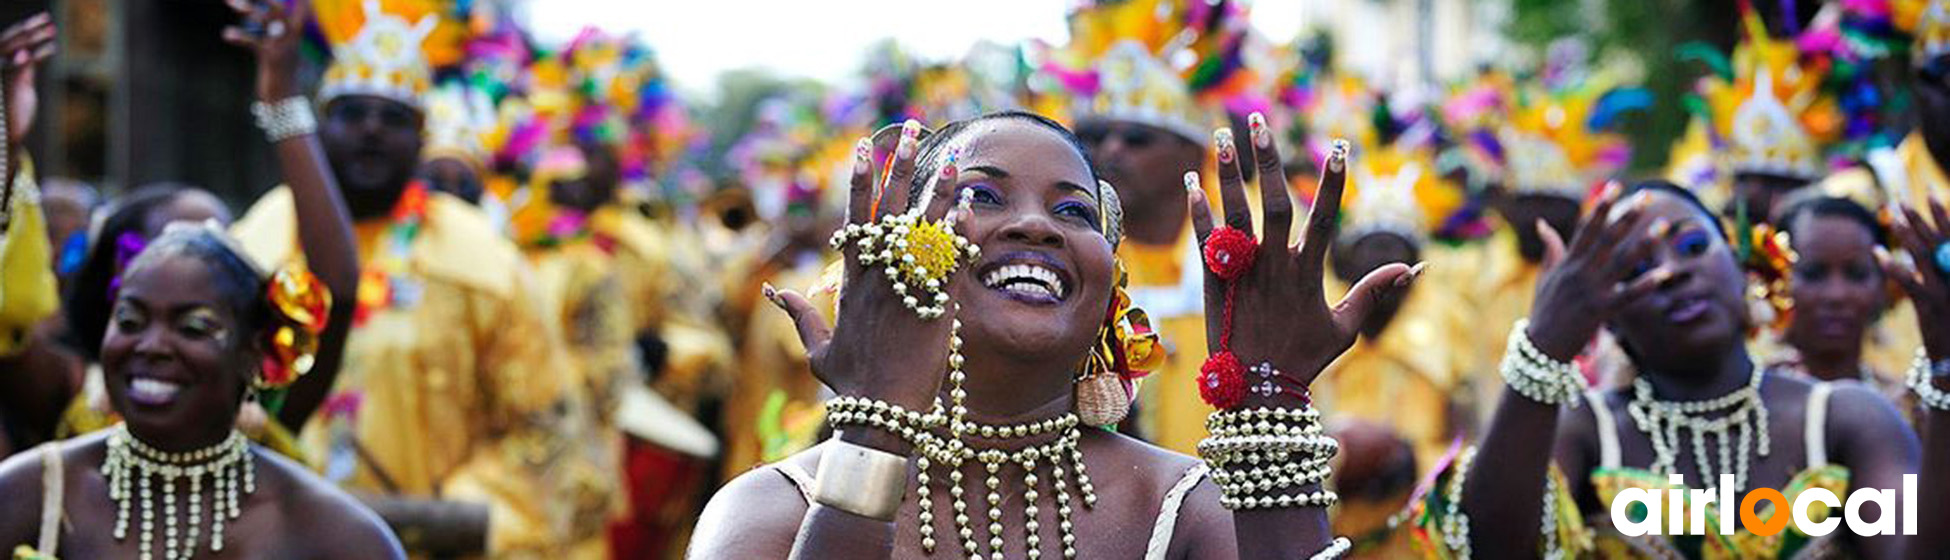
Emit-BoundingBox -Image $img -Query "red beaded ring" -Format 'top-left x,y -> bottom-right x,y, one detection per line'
1202,226 -> 1257,280
1198,226 -> 1258,409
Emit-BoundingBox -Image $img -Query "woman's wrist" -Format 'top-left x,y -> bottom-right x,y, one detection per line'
836,426 -> 914,456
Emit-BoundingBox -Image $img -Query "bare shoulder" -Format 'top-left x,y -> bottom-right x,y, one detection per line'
1820,379 -> 1919,459
0,434 -> 105,548
256,449 -> 405,559
689,446 -> 820,559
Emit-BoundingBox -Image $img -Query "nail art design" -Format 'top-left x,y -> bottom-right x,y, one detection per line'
939,153 -> 958,180
1248,112 -> 1270,148
1329,139 -> 1349,173
1184,171 -> 1201,193
902,119 -> 922,139
1215,128 -> 1235,163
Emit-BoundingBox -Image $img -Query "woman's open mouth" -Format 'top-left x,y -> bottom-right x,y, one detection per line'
126,372 -> 185,407
978,254 -> 1072,306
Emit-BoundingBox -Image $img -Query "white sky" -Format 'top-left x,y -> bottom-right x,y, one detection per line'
524,0 -> 1313,92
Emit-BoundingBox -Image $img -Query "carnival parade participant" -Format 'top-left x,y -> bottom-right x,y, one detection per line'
693,102 -> 1421,558
1417,178 -> 1950,558
226,0 -> 576,554
1763,193 -> 1916,414
1044,0 -> 1219,453
0,0 -> 401,555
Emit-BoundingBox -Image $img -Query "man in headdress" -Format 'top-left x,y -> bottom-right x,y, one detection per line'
229,1 -> 572,555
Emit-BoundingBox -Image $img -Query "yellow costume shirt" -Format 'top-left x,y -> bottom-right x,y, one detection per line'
232,187 -> 572,556
1121,230 -> 1209,455
0,161 -> 56,357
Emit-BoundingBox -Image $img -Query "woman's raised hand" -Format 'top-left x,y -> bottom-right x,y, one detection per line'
1884,199 -> 1950,362
1187,113 -> 1420,398
221,0 -> 307,102
771,121 -> 968,416
2,12 -> 55,148
1524,185 -> 1667,361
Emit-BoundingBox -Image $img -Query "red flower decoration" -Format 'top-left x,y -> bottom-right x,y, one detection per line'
1202,226 -> 1258,280
1198,351 -> 1247,409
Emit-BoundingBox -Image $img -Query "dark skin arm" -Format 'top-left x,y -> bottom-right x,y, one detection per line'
0,12 -> 71,448
0,12 -> 52,200
221,0 -> 360,433
1187,118 -> 1418,558
759,120 -> 959,560
1883,201 -> 1950,559
1461,186 -> 1667,552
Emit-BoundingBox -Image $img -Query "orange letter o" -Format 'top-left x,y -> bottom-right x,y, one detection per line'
1741,488 -> 1790,536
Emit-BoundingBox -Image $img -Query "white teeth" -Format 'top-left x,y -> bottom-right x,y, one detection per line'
130,378 -> 182,401
980,263 -> 1067,299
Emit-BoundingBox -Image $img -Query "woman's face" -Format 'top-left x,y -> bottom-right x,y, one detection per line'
946,120 -> 1116,366
100,253 -> 251,448
1784,213 -> 1885,356
1609,191 -> 1750,367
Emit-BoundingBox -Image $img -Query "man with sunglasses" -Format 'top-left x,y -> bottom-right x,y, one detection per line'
227,2 -> 573,556
1063,42 -> 1217,454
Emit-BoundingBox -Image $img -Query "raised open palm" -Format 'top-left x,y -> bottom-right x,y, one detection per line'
1188,113 -> 1421,404
771,121 -> 968,414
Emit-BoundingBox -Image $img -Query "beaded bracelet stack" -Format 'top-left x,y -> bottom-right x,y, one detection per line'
1196,406 -> 1340,511
1500,319 -> 1586,407
1906,347 -> 1950,411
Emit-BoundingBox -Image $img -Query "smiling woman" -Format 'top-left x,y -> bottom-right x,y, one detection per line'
0,4 -> 399,559
689,108 -> 1422,559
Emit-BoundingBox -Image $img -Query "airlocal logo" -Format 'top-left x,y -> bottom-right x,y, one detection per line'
1609,474 -> 1918,537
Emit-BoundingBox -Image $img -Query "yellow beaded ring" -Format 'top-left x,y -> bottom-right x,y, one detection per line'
829,142 -> 980,320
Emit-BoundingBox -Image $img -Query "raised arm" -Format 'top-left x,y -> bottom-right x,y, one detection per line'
1183,115 -> 1417,558
692,120 -> 968,559
1884,201 -> 1950,559
0,13 -> 70,446
1458,185 -> 1662,552
221,0 -> 359,432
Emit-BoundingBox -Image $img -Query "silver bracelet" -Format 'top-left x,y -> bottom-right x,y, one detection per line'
812,440 -> 910,520
250,96 -> 317,143
1907,348 -> 1950,411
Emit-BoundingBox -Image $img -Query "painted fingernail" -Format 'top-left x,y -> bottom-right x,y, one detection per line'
1651,268 -> 1675,283
1650,218 -> 1673,239
1411,261 -> 1429,276
938,154 -> 958,181
761,282 -> 780,306
1248,112 -> 1271,149
1184,171 -> 1201,193
1215,128 -> 1235,163
1329,139 -> 1349,173
897,119 -> 922,158
1874,246 -> 1892,263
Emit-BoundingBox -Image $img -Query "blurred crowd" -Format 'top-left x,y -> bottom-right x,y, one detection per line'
4,0 -> 1950,558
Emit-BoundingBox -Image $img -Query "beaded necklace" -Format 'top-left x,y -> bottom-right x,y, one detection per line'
1625,366 -> 1771,491
826,320 -> 1097,559
103,424 -> 255,560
